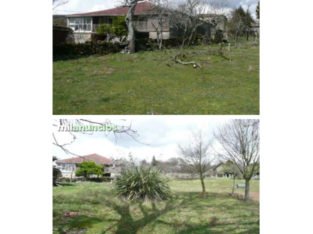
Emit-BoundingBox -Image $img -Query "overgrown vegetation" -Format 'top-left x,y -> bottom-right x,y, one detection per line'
115,166 -> 171,200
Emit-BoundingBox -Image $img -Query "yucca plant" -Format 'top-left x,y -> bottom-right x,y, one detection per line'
114,166 -> 171,201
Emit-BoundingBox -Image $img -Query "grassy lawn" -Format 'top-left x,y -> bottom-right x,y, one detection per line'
53,178 -> 259,233
53,43 -> 259,114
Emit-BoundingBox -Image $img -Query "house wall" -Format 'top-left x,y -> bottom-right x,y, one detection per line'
149,31 -> 170,39
73,32 -> 92,43
68,14 -> 174,43
134,16 -> 170,33
57,162 -> 112,178
57,163 -> 77,178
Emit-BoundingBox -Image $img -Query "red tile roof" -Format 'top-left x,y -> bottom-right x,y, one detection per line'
68,1 -> 155,17
56,154 -> 112,165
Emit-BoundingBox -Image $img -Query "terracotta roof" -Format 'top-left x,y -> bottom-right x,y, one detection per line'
56,154 -> 112,165
68,1 -> 155,17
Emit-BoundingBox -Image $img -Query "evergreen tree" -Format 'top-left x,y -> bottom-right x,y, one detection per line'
151,156 -> 158,167
228,6 -> 255,41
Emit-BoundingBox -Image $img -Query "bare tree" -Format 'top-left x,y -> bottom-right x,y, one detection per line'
228,6 -> 255,43
150,0 -> 169,50
52,119 -> 142,157
124,0 -> 140,53
171,0 -> 207,49
178,130 -> 214,193
215,119 -> 259,201
53,0 -> 69,10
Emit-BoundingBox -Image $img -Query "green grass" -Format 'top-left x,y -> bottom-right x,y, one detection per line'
53,43 -> 259,114
53,178 -> 259,234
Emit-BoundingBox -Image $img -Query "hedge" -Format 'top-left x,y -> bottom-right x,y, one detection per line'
57,176 -> 111,183
53,41 -> 122,59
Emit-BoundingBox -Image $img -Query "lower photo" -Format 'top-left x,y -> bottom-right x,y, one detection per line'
52,117 -> 260,234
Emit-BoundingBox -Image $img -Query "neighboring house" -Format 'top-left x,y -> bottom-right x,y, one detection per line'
107,158 -> 135,179
251,20 -> 259,39
66,1 -> 174,43
65,1 -> 226,44
204,162 -> 238,178
199,14 -> 228,41
56,153 -> 113,178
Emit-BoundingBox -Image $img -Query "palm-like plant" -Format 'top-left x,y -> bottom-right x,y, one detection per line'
115,166 -> 171,201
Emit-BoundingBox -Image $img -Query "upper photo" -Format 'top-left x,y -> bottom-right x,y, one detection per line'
53,0 -> 259,115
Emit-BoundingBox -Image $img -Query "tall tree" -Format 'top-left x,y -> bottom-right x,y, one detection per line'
256,1 -> 260,20
150,0 -> 169,50
178,130 -> 214,193
215,119 -> 259,201
125,0 -> 140,53
151,155 -> 158,167
228,6 -> 254,42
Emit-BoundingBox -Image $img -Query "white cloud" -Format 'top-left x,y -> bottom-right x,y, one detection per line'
52,116 -> 230,162
53,0 -> 118,14
53,0 -> 259,18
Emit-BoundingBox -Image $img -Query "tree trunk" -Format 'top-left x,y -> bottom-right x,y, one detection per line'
232,175 -> 236,195
53,178 -> 57,187
158,30 -> 163,50
244,179 -> 250,201
125,1 -> 137,53
200,174 -> 206,193
158,16 -> 163,50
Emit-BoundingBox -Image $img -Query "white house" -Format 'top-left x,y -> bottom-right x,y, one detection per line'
55,153 -> 113,178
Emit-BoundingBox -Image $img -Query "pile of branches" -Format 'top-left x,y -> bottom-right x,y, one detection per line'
173,53 -> 201,68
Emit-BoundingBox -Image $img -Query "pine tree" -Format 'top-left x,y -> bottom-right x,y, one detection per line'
256,2 -> 260,20
151,156 -> 157,167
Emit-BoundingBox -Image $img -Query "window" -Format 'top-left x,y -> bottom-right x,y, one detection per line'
68,17 -> 92,32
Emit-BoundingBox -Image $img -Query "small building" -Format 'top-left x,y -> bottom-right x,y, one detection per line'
56,153 -> 113,178
251,20 -> 260,39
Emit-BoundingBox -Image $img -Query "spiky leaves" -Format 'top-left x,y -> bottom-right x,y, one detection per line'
115,166 -> 171,201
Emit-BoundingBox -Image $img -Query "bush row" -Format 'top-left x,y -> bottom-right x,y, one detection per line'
57,176 -> 111,183
53,42 -> 122,59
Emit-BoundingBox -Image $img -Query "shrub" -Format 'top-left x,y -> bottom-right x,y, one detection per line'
76,161 -> 103,179
53,167 -> 62,186
53,41 -> 122,59
214,29 -> 224,43
115,166 -> 171,201
96,24 -> 113,35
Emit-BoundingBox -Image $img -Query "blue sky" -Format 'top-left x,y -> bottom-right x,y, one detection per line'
53,0 -> 259,18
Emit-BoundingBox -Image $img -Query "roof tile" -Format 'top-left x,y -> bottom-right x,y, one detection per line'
56,154 -> 112,165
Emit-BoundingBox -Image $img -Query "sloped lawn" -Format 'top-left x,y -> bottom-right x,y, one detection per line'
53,43 -> 259,114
